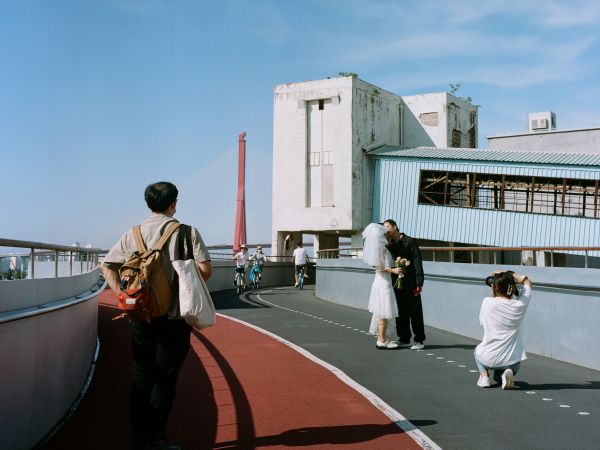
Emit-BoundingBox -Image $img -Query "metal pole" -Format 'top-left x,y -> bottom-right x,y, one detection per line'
550,251 -> 554,267
69,250 -> 73,276
30,248 -> 35,279
55,250 -> 59,278
585,251 -> 588,269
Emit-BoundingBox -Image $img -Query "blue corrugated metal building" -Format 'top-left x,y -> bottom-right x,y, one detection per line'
370,146 -> 600,253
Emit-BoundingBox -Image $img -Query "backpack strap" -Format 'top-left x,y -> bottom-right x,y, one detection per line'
133,225 -> 147,253
154,221 -> 181,251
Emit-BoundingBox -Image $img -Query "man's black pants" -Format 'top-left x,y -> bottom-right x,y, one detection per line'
130,317 -> 192,442
394,290 -> 426,344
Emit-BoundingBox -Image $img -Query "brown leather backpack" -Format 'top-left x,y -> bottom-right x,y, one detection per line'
116,221 -> 180,322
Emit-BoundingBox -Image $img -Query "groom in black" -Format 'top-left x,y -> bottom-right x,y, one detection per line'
384,219 -> 426,349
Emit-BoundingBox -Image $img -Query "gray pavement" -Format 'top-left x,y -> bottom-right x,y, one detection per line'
213,286 -> 600,450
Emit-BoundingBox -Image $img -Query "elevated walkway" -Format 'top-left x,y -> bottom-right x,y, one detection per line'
41,286 -> 600,449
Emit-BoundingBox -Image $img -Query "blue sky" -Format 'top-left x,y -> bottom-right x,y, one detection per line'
2,0 -> 600,249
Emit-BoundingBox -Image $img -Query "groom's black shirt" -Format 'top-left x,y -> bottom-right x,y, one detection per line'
386,234 -> 424,291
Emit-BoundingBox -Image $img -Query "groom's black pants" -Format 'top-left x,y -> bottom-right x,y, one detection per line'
394,289 -> 426,344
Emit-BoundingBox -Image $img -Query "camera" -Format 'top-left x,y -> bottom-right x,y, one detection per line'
485,271 -> 514,287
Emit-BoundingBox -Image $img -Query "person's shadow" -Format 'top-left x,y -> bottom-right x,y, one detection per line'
213,420 -> 437,448
516,380 -> 600,391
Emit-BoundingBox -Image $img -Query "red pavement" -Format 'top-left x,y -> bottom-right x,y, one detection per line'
42,289 -> 421,449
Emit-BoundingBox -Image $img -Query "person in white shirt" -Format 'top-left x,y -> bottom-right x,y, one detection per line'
233,244 -> 249,288
474,270 -> 532,389
292,242 -> 309,287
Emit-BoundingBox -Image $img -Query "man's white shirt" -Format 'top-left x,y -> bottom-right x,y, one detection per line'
234,251 -> 249,268
293,247 -> 309,265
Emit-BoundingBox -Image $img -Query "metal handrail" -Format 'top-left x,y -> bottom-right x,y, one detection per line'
0,238 -> 105,279
317,246 -> 600,269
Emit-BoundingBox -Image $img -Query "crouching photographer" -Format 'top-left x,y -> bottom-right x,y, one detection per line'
474,270 -> 532,389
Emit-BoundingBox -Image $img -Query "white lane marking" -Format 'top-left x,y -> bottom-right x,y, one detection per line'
526,391 -> 536,395
469,370 -> 478,373
217,311 -> 442,450
542,398 -> 553,401
578,412 -> 590,415
458,365 -> 466,368
559,404 -> 571,408
446,361 -> 455,363
426,353 -> 434,356
436,357 -> 444,360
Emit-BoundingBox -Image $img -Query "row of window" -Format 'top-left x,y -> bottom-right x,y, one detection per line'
418,170 -> 600,219
309,151 -> 334,167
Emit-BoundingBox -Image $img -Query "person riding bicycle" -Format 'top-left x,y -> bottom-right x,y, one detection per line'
293,242 -> 309,288
233,244 -> 249,288
250,245 -> 268,285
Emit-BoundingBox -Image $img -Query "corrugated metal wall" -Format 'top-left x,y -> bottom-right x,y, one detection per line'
373,158 -> 600,250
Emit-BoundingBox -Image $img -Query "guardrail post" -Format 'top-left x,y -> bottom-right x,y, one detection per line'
80,253 -> 84,274
55,250 -> 59,278
69,250 -> 73,276
30,248 -> 35,279
550,251 -> 554,267
470,252 -> 474,264
585,251 -> 588,269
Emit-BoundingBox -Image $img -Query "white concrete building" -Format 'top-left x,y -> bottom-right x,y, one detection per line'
487,111 -> 600,153
271,76 -> 478,258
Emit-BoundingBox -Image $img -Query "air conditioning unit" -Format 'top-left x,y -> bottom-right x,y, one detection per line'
528,112 -> 556,132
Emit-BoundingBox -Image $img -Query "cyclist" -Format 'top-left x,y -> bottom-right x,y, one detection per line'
293,242 -> 309,288
233,244 -> 249,288
250,245 -> 268,286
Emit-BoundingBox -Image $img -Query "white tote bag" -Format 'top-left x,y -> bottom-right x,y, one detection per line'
172,259 -> 216,329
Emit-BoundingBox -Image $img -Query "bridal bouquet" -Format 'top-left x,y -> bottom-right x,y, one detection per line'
394,257 -> 411,289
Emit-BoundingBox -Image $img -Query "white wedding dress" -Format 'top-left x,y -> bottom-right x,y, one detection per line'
367,248 -> 398,335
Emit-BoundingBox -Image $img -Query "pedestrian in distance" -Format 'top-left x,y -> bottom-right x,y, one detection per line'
101,181 -> 213,450
384,219 -> 426,350
362,223 -> 404,349
233,244 -> 250,288
474,270 -> 532,389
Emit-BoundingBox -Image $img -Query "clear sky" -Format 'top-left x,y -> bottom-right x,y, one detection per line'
2,0 -> 600,249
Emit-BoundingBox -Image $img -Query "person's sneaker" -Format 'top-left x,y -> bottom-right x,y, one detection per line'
410,342 -> 425,350
376,340 -> 400,350
501,369 -> 514,390
477,376 -> 491,388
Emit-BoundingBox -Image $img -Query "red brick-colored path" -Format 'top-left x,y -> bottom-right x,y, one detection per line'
42,289 -> 421,449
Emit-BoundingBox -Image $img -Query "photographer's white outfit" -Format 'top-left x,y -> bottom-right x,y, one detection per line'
474,285 -> 532,383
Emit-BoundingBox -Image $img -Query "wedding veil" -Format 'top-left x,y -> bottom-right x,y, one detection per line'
362,223 -> 388,268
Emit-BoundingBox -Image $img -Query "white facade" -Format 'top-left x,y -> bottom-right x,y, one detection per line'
403,92 -> 477,148
271,76 -> 478,258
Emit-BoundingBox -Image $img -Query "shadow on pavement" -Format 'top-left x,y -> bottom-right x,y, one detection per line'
212,422 -> 414,448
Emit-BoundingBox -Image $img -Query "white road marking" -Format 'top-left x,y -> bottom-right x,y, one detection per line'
559,404 -> 571,408
458,365 -> 466,368
542,398 -> 553,401
578,412 -> 590,415
218,310 -> 442,450
526,391 -> 536,395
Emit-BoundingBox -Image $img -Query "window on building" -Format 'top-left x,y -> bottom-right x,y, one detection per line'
418,170 -> 600,219
309,152 -> 320,166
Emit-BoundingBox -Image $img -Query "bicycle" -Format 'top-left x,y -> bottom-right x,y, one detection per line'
250,263 -> 263,290
234,267 -> 246,295
296,265 -> 306,290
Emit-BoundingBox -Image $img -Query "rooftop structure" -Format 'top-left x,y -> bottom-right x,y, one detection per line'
487,111 -> 600,153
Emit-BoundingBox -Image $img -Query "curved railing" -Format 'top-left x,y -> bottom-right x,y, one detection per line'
317,246 -> 600,269
0,238 -> 104,279
0,238 -> 105,450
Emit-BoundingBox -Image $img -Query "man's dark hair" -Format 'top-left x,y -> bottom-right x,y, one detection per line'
296,242 -> 303,247
144,182 -> 178,212
384,219 -> 398,230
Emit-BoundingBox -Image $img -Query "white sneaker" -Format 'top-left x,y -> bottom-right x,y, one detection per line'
410,342 -> 425,350
477,376 -> 491,388
376,340 -> 400,350
501,369 -> 514,390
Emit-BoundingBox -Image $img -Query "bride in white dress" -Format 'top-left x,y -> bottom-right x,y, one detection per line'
362,223 -> 401,350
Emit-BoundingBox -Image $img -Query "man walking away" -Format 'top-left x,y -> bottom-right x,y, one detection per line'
101,181 -> 213,450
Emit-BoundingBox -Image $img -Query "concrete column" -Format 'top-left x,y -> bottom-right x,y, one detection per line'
314,233 -> 339,259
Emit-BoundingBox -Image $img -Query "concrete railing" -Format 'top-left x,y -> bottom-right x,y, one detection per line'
316,259 -> 600,371
0,269 -> 104,450
205,260 -> 304,291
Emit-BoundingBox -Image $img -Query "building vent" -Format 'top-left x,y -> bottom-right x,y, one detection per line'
528,112 -> 556,132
